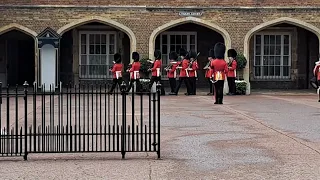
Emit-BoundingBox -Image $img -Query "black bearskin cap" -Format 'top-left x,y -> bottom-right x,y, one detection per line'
189,50 -> 197,59
132,52 -> 139,62
227,49 -> 237,58
179,48 -> 187,56
169,51 -> 178,60
114,53 -> 121,63
214,42 -> 226,59
208,49 -> 215,58
154,50 -> 161,60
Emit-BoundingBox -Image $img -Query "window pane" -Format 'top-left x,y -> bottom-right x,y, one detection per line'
269,56 -> 274,65
190,45 -> 195,51
269,66 -> 274,76
176,35 -> 181,44
176,45 -> 181,51
263,56 -> 269,65
270,45 -> 275,55
264,35 -> 269,45
283,66 -> 290,76
284,45 -> 289,55
81,55 -> 87,64
109,34 -> 115,44
89,55 -> 98,64
263,66 -> 268,76
270,35 -> 275,44
101,45 -> 106,54
95,45 -> 100,54
101,55 -> 107,64
95,34 -> 100,44
283,56 -> 289,65
81,34 -> 86,44
108,55 -> 114,64
255,35 -> 261,44
264,46 -> 269,55
170,45 -> 175,52
190,35 -> 195,44
254,66 -> 261,77
255,45 -> 261,55
182,35 -> 187,44
89,45 -> 94,54
276,35 -> 281,44
182,45 -> 187,50
284,35 -> 290,45
162,55 -> 168,63
254,56 -> 261,65
109,45 -> 115,54
275,56 -> 281,65
89,34 -> 94,44
81,45 -> 86,54
162,45 -> 167,54
80,65 -> 86,76
275,66 -> 280,76
101,35 -> 106,44
170,35 -> 175,44
275,45 -> 281,55
162,35 -> 167,44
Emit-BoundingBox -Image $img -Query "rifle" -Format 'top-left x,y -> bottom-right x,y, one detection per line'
186,52 -> 200,77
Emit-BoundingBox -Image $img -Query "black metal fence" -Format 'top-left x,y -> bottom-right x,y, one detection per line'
0,81 -> 161,160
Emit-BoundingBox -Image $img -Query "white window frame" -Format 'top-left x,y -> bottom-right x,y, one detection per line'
159,31 -> 197,77
79,31 -> 117,79
253,32 -> 292,79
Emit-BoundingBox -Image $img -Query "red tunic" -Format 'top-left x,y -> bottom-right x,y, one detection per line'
313,64 -> 320,80
205,68 -> 213,78
188,61 -> 199,77
111,63 -> 123,79
210,59 -> 228,80
129,62 -> 141,79
227,60 -> 237,77
167,63 -> 178,78
179,59 -> 190,77
151,59 -> 162,77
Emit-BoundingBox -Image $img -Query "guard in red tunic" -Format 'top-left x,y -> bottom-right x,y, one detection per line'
108,53 -> 123,93
313,60 -> 320,102
211,42 -> 228,104
126,52 -> 141,92
227,49 -> 238,95
166,51 -> 179,94
187,51 -> 199,95
172,49 -> 191,95
149,50 -> 165,95
204,49 -> 215,95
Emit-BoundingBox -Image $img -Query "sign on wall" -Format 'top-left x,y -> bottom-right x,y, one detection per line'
178,11 -> 203,17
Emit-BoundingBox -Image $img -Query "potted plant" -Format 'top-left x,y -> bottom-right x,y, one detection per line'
235,52 -> 248,95
139,58 -> 153,92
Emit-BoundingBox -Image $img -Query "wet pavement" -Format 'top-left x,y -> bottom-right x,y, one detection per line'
1,91 -> 320,179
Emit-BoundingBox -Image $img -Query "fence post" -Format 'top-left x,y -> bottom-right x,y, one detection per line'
23,81 -> 29,160
156,82 -> 161,159
120,81 -> 127,159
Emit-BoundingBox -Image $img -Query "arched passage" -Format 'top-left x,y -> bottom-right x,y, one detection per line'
57,16 -> 137,84
0,24 -> 37,86
243,17 -> 320,93
149,17 -> 231,88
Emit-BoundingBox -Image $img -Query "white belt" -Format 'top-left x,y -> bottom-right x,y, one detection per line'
115,71 -> 122,79
174,71 -> 176,78
134,71 -> 139,79
156,68 -> 160,77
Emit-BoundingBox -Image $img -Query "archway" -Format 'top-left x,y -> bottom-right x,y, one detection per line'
149,17 -> 231,89
0,24 -> 37,86
244,17 -> 320,92
57,17 -> 136,84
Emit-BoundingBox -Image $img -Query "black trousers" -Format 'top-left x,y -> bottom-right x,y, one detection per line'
109,78 -> 123,92
227,77 -> 236,94
214,80 -> 225,104
149,76 -> 165,95
175,77 -> 191,94
169,78 -> 177,93
189,77 -> 196,95
207,78 -> 213,94
127,79 -> 141,92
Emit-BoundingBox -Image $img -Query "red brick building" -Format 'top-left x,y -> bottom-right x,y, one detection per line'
0,0 -> 320,94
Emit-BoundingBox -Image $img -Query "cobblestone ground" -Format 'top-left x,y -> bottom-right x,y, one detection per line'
1,90 -> 320,179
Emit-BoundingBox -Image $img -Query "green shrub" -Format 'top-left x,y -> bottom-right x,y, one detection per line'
235,80 -> 247,95
139,58 -> 152,78
236,52 -> 247,70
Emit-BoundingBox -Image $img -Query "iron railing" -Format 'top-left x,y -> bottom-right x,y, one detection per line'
0,81 -> 161,160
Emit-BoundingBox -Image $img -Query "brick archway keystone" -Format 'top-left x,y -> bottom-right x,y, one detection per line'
243,17 -> 320,95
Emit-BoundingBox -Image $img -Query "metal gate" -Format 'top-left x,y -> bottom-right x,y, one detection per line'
0,81 -> 161,160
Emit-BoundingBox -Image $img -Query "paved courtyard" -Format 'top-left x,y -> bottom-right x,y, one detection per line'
1,90 -> 320,179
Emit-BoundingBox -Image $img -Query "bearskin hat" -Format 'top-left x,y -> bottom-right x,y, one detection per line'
208,49 -> 215,58
154,50 -> 161,60
179,48 -> 187,57
189,50 -> 197,59
169,51 -> 178,60
214,42 -> 226,59
227,49 -> 237,58
114,53 -> 121,63
132,52 -> 139,62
